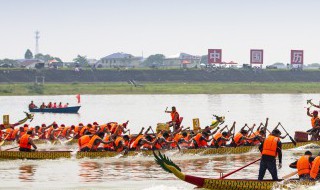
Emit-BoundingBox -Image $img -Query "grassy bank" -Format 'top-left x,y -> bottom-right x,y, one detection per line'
0,82 -> 320,95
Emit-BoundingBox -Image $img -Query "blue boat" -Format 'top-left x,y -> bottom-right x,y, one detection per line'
29,106 -> 81,113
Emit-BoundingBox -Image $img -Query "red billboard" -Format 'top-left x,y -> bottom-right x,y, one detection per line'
208,49 -> 222,64
291,50 -> 304,64
250,49 -> 263,64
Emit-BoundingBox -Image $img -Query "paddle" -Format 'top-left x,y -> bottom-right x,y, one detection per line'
3,146 -> 19,151
0,134 -> 10,146
282,171 -> 298,180
220,158 -> 261,179
278,123 -> 297,146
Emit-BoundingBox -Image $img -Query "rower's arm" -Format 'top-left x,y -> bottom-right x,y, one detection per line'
307,108 -> 312,117
29,137 -> 37,150
211,127 -> 220,135
289,160 -> 297,168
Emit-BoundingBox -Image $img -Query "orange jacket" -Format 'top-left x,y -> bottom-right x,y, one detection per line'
103,135 -> 113,149
78,135 -> 91,150
171,111 -> 180,123
297,155 -> 311,176
130,135 -> 144,149
310,156 -> 320,179
19,134 -> 31,149
194,133 -> 207,148
79,126 -> 88,137
261,135 -> 280,157
311,117 -> 320,128
212,132 -> 226,146
233,132 -> 244,146
87,135 -> 101,151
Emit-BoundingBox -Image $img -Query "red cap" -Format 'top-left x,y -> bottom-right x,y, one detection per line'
93,122 -> 98,125
24,124 -> 29,127
61,124 -> 65,127
41,124 -> 46,127
313,110 -> 318,115
79,123 -> 83,126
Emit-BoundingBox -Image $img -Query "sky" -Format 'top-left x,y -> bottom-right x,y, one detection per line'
0,0 -> 320,65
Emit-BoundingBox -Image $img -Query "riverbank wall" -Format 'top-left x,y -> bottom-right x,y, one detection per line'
1,69 -> 320,83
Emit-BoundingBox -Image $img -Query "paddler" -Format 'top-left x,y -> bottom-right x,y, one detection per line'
165,106 -> 182,131
310,152 -> 320,180
231,129 -> 254,147
78,131 -> 92,152
87,132 -> 114,152
191,131 -> 212,148
307,108 -> 320,140
258,129 -> 282,181
18,130 -> 37,152
289,151 -> 314,180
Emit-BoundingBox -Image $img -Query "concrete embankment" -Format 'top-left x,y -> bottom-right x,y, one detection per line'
1,69 -> 320,83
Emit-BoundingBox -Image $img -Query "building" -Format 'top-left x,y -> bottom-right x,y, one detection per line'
163,53 -> 201,69
16,59 -> 44,69
98,52 -> 142,68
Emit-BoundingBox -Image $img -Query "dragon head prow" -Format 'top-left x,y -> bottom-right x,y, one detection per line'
153,151 -> 185,180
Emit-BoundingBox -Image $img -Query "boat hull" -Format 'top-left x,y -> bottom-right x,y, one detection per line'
29,106 -> 81,113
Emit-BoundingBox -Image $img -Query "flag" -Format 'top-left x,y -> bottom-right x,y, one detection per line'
76,94 -> 80,104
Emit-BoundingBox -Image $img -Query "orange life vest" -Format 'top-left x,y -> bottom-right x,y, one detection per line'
310,156 -> 320,179
115,136 -> 124,147
87,135 -> 101,151
11,129 -> 19,140
5,128 -> 14,141
19,134 -> 31,149
247,131 -> 260,145
78,135 -> 91,150
103,135 -> 113,149
171,111 -> 180,123
311,117 -> 320,128
297,155 -> 311,176
79,126 -> 88,137
61,127 -> 70,138
233,133 -> 244,146
194,133 -> 207,148
130,135 -> 144,149
261,135 -> 280,157
212,132 -> 225,146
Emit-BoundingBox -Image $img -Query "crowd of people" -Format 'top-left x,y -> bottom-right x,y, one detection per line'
29,101 -> 69,109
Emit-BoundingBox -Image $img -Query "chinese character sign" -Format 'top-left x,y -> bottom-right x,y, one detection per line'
291,50 -> 303,64
208,49 -> 222,64
250,49 -> 263,64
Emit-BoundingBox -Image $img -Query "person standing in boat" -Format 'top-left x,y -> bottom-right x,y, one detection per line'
258,129 -> 282,181
18,130 -> 37,152
165,106 -> 181,131
289,151 -> 314,180
307,108 -> 320,140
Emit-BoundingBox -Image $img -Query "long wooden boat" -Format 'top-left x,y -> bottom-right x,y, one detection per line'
153,151 -> 316,190
0,149 -> 163,159
1,140 -> 320,159
29,106 -> 81,113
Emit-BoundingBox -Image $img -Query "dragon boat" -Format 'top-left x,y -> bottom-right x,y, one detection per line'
1,139 -> 320,159
153,151 -> 316,190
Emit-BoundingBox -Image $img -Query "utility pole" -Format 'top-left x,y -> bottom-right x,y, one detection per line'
35,31 -> 40,55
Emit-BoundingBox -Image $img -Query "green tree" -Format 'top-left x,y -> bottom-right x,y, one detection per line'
143,54 -> 165,67
35,53 -> 62,63
24,49 -> 33,59
73,55 -> 88,66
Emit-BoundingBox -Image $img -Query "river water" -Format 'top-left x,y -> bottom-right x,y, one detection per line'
1,94 -> 320,189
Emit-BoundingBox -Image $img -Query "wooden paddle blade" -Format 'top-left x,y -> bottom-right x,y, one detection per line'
0,140 -> 5,146
282,171 -> 298,180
